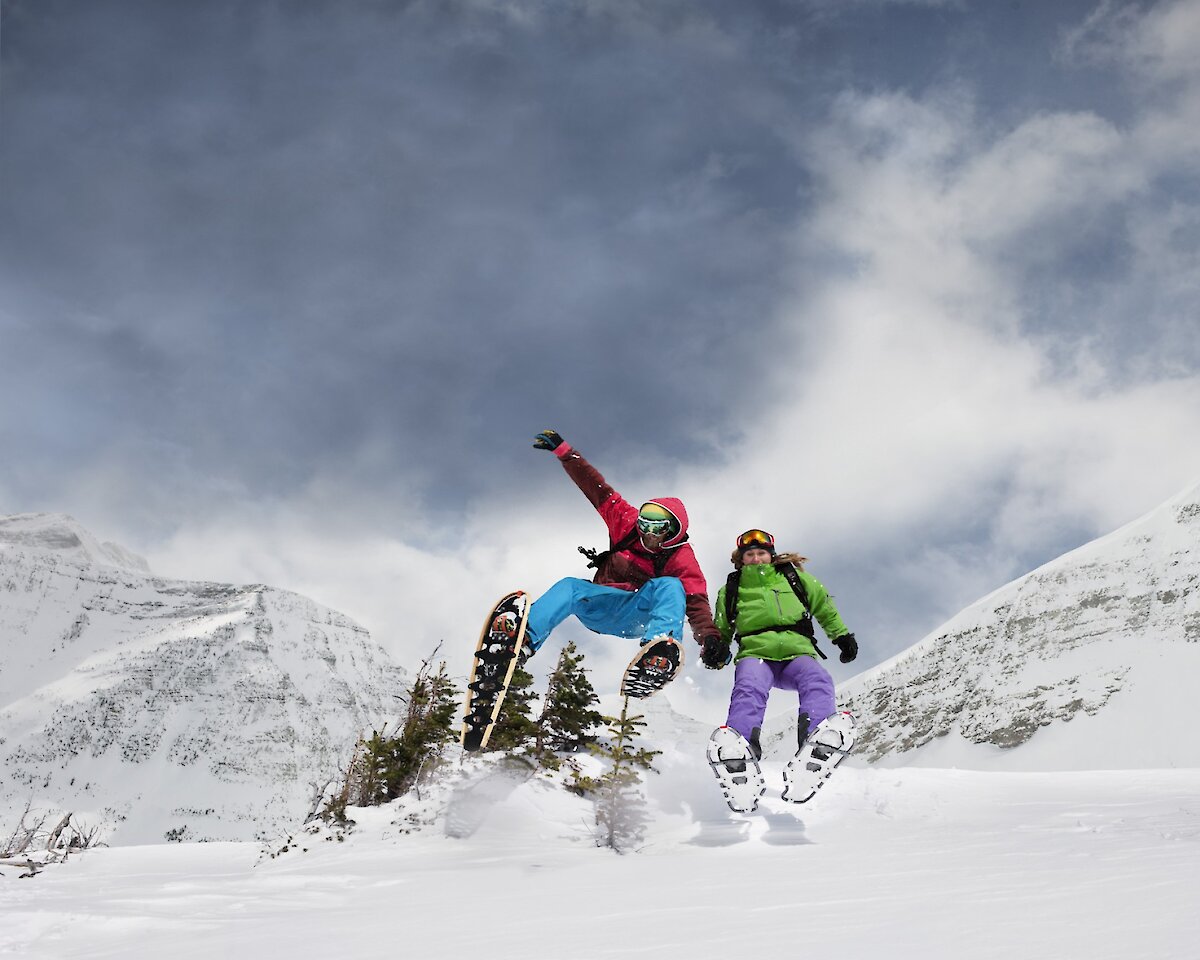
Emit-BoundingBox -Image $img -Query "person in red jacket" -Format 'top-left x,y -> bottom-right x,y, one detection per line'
522,429 -> 721,689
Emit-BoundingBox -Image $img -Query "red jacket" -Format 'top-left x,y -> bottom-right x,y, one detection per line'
556,444 -> 719,644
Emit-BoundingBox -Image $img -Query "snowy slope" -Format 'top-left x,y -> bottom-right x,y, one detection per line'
821,479 -> 1200,770
5,490 -> 1200,956
0,513 -> 408,844
4,760 -> 1199,960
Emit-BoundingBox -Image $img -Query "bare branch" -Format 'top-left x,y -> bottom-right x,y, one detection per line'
46,814 -> 73,850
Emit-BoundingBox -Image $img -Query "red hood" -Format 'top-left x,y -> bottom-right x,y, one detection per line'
645,497 -> 689,549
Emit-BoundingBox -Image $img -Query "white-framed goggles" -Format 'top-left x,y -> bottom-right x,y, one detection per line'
637,503 -> 674,536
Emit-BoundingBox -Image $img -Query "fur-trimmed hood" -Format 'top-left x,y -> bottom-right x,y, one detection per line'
730,549 -> 808,570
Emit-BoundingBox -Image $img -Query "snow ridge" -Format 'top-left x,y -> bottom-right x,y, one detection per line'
0,512 -> 152,574
0,514 -> 408,844
832,479 -> 1200,768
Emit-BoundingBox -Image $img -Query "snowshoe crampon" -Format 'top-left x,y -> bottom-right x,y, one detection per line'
706,726 -> 765,814
461,591 -> 530,752
782,711 -> 856,803
620,636 -> 683,699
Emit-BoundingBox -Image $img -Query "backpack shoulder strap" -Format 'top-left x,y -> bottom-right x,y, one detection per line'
725,562 -> 824,655
725,563 -> 802,631
724,568 -> 743,637
774,561 -> 825,658
775,561 -> 809,610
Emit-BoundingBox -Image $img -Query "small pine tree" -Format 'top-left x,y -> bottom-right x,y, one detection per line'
487,666 -> 540,752
569,699 -> 661,853
323,647 -> 460,822
537,642 -> 603,755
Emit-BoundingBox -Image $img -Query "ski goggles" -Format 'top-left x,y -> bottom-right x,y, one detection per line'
637,503 -> 675,536
736,529 -> 775,551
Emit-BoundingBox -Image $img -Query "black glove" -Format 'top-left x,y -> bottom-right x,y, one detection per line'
700,635 -> 732,670
833,633 -> 858,664
532,429 -> 565,452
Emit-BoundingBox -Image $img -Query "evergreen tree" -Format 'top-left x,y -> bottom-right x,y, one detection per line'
569,699 -> 661,853
323,647 -> 460,821
537,642 -> 603,755
487,666 -> 540,752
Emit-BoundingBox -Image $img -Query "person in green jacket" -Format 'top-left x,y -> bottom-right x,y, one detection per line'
705,528 -> 858,760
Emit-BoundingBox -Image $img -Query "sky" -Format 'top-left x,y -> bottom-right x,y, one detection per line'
3,0 -> 1200,722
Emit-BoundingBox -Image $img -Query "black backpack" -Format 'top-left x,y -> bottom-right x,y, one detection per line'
723,561 -> 827,660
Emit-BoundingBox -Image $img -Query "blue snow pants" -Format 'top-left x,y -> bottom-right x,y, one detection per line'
524,577 -> 686,652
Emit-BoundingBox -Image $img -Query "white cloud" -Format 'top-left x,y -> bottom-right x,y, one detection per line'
142,465 -> 658,705
665,20 -> 1200,668
146,9 -> 1200,708
33,1 -> 1200,724
1064,0 -> 1200,85
1063,0 -> 1200,164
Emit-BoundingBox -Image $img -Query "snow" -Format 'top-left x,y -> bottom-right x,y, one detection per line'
0,513 -> 409,844
5,483 -> 1200,958
0,513 -> 151,575
854,641 -> 1200,772
830,477 -> 1200,767
4,762 -> 1199,959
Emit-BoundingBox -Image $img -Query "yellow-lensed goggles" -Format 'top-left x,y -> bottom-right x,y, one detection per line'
736,529 -> 775,551
637,503 -> 675,536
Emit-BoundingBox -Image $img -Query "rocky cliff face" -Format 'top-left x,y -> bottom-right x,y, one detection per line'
0,514 -> 408,843
823,482 -> 1200,768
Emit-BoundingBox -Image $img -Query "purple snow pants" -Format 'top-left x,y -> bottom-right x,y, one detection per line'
726,656 -> 836,745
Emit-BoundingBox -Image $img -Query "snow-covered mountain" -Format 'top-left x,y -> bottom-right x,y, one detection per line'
6,467 -> 1197,852
0,512 -> 152,576
821,480 -> 1200,770
0,513 -> 408,844
5,508 -> 1200,960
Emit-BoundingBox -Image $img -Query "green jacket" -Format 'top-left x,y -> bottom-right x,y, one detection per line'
714,563 -> 850,662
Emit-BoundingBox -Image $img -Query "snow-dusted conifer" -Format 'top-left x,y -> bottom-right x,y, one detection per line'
537,641 -> 603,756
324,649 -> 459,820
487,666 -> 540,752
569,700 -> 661,853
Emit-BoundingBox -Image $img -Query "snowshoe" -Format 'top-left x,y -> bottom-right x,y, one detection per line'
619,635 -> 683,699
461,591 -> 530,752
706,726 -> 766,813
782,711 -> 856,803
